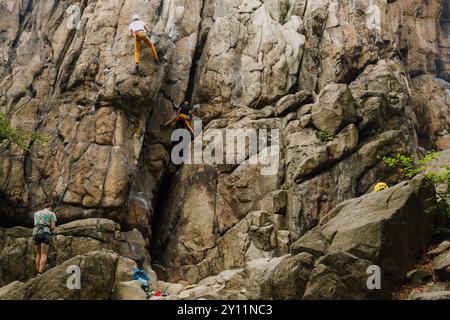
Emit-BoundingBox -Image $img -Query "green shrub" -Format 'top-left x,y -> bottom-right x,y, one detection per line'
425,167 -> 450,219
0,112 -> 46,150
382,151 -> 439,179
382,151 -> 450,218
315,130 -> 336,144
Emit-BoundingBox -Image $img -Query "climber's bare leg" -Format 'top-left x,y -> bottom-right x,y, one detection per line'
35,244 -> 41,273
39,243 -> 49,274
164,116 -> 178,127
184,119 -> 194,135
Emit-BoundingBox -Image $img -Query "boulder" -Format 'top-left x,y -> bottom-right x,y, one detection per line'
409,291 -> 450,300
302,251 -> 390,300
406,281 -> 450,300
54,218 -> 120,244
284,124 -> 359,184
168,256 -> 287,300
115,256 -> 137,284
260,252 -> 314,300
432,251 -> 450,281
291,175 -> 435,294
0,250 -> 118,300
405,269 -> 434,285
428,240 -> 450,259
286,128 -> 411,236
111,280 -> 147,300
311,83 -> 357,134
274,91 -> 314,117
0,219 -> 153,289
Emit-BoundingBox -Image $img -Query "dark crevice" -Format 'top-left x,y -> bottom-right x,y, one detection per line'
149,167 -> 177,266
185,0 -> 207,103
10,0 -> 34,51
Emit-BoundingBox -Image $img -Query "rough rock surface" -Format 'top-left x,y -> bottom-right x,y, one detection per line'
432,251 -> 450,281
0,250 -> 118,300
0,218 -> 156,289
407,282 -> 450,300
286,175 -> 435,299
0,0 -> 450,300
111,280 -> 147,300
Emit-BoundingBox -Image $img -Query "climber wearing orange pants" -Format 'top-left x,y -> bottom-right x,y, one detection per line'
162,101 -> 194,135
128,14 -> 159,69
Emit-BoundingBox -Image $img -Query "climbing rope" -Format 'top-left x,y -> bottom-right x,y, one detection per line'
53,179 -> 70,210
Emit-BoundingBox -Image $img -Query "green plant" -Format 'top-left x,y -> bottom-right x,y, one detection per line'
382,151 -> 440,179
0,112 -> 46,150
315,130 -> 336,144
425,166 -> 450,219
383,152 -> 450,218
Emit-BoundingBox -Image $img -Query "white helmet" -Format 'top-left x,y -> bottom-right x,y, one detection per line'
132,14 -> 140,21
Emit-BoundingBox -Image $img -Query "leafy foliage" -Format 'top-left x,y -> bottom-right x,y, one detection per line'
382,151 -> 450,218
0,112 -> 46,150
382,152 -> 440,179
315,130 -> 336,144
425,167 -> 450,219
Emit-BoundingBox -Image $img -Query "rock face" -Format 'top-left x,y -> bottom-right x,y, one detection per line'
0,218 -> 120,286
311,83 -> 357,134
0,218 -> 156,292
0,0 -> 201,228
262,175 -> 434,300
0,250 -> 118,300
407,281 -> 450,300
1,0 -> 450,300
292,175 -> 435,285
432,252 -> 450,281
111,280 -> 147,301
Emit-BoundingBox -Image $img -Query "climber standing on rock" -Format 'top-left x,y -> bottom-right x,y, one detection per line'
33,206 -> 57,276
129,14 -> 160,70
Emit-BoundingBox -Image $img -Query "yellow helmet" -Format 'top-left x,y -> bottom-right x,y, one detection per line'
374,182 -> 389,193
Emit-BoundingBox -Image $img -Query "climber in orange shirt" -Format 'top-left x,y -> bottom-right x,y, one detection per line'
128,14 -> 159,70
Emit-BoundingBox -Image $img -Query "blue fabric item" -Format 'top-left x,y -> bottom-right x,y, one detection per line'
133,268 -> 150,290
139,278 -> 148,290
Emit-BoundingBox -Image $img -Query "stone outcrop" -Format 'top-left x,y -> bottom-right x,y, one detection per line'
1,0 -> 450,300
432,251 -> 450,281
0,250 -> 118,300
282,175 -> 434,299
111,280 -> 147,300
0,218 -> 155,290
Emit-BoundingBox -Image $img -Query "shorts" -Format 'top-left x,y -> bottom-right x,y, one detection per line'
175,114 -> 191,127
33,232 -> 51,245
